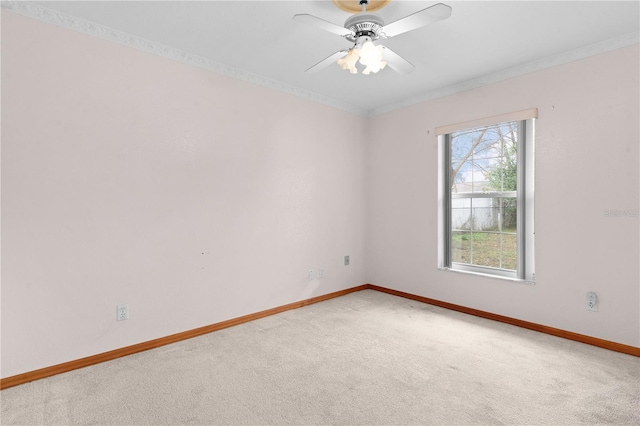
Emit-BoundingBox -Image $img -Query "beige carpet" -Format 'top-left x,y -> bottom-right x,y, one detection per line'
1,289 -> 639,425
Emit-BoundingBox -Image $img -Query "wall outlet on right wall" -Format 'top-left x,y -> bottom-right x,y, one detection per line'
117,304 -> 129,321
585,292 -> 598,312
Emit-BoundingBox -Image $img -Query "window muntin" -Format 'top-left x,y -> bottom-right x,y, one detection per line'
438,117 -> 535,282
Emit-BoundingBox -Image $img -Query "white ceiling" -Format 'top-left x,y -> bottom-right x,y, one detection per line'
18,1 -> 640,114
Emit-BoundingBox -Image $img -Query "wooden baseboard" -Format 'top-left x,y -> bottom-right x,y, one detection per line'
0,285 -> 369,390
367,284 -> 640,357
2,283 -> 637,390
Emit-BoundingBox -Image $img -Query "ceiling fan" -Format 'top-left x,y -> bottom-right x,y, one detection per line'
293,0 -> 452,75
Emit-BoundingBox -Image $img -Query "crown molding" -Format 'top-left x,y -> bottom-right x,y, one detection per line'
3,1 -> 638,117
369,31 -> 640,116
1,1 -> 368,116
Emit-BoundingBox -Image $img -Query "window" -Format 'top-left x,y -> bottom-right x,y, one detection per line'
437,110 -> 535,282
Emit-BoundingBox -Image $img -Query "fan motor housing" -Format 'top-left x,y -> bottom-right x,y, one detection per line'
344,14 -> 385,41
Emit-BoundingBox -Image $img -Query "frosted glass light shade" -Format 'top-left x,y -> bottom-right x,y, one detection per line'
337,48 -> 360,74
336,41 -> 386,75
358,41 -> 386,75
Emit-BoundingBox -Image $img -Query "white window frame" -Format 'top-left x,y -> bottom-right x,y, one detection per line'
437,109 -> 536,283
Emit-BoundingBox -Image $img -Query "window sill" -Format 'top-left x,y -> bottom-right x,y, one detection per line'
437,267 -> 535,285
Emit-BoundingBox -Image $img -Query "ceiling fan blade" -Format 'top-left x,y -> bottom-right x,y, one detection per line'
305,50 -> 349,73
380,3 -> 452,38
293,14 -> 354,37
381,46 -> 415,74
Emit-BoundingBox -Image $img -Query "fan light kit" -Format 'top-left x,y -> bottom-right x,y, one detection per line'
294,0 -> 452,75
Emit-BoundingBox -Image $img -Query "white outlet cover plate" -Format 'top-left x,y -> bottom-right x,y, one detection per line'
117,304 -> 129,320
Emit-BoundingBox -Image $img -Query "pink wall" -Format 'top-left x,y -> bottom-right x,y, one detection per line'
1,12 -> 367,378
2,11 -> 639,380
366,44 -> 640,347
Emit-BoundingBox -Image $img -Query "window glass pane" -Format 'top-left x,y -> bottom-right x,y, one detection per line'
451,198 -> 517,271
468,232 -> 501,268
472,199 -> 500,231
451,122 -> 518,194
448,122 -> 519,274
451,231 -> 471,264
500,197 -> 517,232
451,198 -> 471,230
501,234 -> 517,270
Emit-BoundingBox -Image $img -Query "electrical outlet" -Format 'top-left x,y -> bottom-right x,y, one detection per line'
344,255 -> 350,266
319,268 -> 325,278
585,292 -> 598,312
117,304 -> 129,321
308,270 -> 314,281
